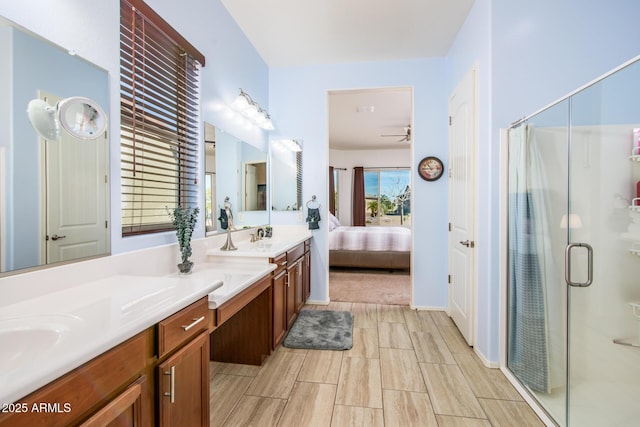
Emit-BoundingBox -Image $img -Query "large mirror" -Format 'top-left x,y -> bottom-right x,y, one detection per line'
0,18 -> 110,274
204,123 -> 269,232
270,139 -> 303,211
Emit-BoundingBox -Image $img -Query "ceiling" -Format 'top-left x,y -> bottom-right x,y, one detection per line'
328,87 -> 412,151
221,0 -> 475,68
220,0 -> 474,150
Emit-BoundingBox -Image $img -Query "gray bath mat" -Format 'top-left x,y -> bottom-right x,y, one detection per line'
283,310 -> 353,350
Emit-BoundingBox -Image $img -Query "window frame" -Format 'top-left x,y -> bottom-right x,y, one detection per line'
363,168 -> 411,227
120,0 -> 205,237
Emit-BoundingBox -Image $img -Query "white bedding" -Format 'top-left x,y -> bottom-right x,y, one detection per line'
329,226 -> 411,252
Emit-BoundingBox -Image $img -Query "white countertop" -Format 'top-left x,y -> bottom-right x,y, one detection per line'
205,261 -> 276,308
0,228 -> 311,405
206,231 -> 311,259
0,265 -> 229,405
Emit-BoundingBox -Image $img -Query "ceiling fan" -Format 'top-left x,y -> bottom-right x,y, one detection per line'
380,125 -> 411,143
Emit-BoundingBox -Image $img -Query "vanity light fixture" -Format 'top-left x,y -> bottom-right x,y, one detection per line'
272,139 -> 302,152
27,96 -> 107,141
232,88 -> 274,130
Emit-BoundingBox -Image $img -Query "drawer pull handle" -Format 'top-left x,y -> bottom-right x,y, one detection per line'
279,261 -> 287,266
163,366 -> 175,403
181,315 -> 205,331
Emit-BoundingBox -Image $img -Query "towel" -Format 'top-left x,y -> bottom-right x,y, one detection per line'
218,208 -> 228,230
306,208 -> 321,230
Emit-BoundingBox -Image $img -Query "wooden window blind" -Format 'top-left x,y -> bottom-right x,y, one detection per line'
120,0 -> 205,236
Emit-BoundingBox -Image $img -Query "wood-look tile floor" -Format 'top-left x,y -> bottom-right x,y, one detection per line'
209,303 -> 545,427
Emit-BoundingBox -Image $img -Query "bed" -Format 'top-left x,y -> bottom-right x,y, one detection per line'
328,214 -> 411,270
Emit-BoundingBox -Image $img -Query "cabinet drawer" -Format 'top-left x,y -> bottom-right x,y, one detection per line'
286,243 -> 305,265
213,274 -> 271,327
158,297 -> 208,358
0,330 -> 149,427
270,253 -> 287,275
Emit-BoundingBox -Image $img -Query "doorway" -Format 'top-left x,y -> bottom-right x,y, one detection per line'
327,87 -> 413,305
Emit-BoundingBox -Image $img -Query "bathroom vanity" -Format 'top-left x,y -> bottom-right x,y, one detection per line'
207,233 -> 312,365
0,227 -> 312,426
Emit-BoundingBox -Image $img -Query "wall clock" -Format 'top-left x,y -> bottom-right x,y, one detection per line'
418,156 -> 444,181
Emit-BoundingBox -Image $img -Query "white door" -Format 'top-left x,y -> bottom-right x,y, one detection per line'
43,92 -> 108,264
244,163 -> 257,210
447,67 -> 477,346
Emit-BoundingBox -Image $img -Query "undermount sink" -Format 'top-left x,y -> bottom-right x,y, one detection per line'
0,314 -> 83,375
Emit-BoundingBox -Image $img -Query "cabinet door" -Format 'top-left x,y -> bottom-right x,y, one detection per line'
79,376 -> 148,427
158,331 -> 209,427
272,269 -> 287,348
286,261 -> 300,328
294,258 -> 305,312
303,250 -> 311,303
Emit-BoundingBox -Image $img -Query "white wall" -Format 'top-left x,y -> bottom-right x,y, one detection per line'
329,148 -> 411,226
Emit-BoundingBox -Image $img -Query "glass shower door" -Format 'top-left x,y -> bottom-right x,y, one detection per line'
507,99 -> 570,426
567,59 -> 640,427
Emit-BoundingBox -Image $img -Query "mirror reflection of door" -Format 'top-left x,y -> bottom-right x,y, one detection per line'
243,161 -> 267,211
40,92 -> 108,264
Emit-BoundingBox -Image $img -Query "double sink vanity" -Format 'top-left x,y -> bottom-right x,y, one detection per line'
0,227 -> 312,426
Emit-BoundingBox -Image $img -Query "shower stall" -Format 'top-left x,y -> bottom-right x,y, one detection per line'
505,57 -> 640,426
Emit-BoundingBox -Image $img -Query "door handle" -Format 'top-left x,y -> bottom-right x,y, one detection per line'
459,240 -> 474,248
163,366 -> 175,403
565,243 -> 593,287
51,234 -> 67,241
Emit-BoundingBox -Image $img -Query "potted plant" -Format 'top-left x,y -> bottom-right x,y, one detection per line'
168,206 -> 200,274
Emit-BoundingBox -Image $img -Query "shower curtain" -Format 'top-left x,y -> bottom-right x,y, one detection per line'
508,124 -> 555,393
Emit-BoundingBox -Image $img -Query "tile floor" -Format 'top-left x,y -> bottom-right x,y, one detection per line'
209,302 -> 545,426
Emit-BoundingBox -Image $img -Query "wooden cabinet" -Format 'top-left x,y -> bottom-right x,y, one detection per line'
209,274 -> 272,365
0,329 -> 153,427
0,296 -> 211,427
156,298 -> 209,427
271,239 -> 311,348
272,256 -> 288,349
79,375 -> 147,427
303,242 -> 311,302
289,258 -> 303,325
157,331 -> 209,427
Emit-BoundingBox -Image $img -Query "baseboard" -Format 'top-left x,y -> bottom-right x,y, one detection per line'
474,348 -> 499,368
410,305 -> 446,311
306,299 -> 330,305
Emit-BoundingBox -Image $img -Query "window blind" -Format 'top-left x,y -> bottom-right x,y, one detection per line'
120,0 -> 204,236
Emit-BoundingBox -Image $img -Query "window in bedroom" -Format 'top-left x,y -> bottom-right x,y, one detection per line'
120,0 -> 205,236
364,168 -> 411,227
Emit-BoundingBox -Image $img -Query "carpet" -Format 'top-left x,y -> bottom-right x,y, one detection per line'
283,310 -> 353,350
329,268 -> 410,305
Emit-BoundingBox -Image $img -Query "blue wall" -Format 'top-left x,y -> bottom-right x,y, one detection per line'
269,58 -> 448,305
446,0 -> 494,361
448,0 -> 640,362
111,0 -> 271,253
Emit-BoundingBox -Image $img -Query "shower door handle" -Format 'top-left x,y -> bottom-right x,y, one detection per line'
565,243 -> 593,287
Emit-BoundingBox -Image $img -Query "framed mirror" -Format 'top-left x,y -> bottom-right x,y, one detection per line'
0,18 -> 110,274
204,123 -> 269,233
270,139 -> 302,211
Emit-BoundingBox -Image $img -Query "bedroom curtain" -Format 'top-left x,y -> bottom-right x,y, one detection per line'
507,123 -> 556,394
352,166 -> 365,226
329,166 -> 336,215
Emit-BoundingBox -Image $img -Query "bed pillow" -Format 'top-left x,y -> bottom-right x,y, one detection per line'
329,213 -> 341,231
